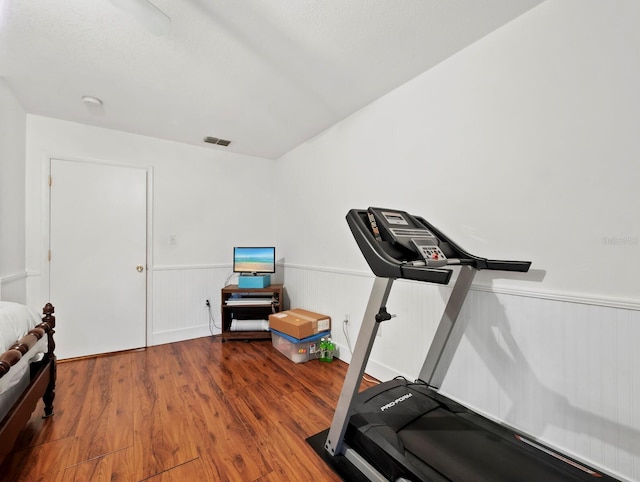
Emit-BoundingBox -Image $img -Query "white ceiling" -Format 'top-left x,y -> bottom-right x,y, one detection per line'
0,0 -> 543,159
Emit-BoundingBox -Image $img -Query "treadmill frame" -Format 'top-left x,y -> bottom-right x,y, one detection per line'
324,268 -> 474,467
322,208 -> 615,481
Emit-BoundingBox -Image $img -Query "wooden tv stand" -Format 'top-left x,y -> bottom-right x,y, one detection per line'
220,284 -> 283,341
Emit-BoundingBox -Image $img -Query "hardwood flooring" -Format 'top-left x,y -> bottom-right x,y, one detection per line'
0,337 -> 376,481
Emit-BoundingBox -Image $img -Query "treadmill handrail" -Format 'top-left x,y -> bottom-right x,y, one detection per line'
411,213 -> 530,272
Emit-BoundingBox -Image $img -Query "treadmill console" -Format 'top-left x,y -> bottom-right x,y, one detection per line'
346,207 -> 531,284
367,208 -> 447,267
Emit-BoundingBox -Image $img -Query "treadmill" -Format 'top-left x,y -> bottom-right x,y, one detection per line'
322,207 -> 617,482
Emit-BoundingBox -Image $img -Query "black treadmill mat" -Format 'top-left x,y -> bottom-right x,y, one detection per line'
306,429 -> 370,482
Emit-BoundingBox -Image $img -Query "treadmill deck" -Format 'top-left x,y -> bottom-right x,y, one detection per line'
345,378 -> 617,481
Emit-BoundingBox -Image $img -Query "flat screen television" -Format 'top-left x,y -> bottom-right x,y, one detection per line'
233,246 -> 276,275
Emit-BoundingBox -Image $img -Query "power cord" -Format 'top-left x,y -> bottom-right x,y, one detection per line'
223,270 -> 238,287
342,317 -> 353,353
207,299 -> 221,335
209,271 -> 238,336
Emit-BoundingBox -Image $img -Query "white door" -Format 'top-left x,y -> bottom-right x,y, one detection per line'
50,158 -> 147,359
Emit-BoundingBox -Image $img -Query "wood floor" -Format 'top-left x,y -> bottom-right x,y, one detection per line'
0,336 -> 376,481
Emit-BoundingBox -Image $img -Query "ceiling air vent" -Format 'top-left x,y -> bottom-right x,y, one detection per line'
204,136 -> 231,147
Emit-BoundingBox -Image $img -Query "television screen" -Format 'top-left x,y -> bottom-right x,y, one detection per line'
233,246 -> 276,274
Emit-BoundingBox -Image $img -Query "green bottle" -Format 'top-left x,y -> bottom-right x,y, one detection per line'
327,338 -> 335,363
320,336 -> 334,363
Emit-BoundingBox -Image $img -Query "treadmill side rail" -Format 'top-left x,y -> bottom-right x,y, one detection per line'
343,446 -> 390,482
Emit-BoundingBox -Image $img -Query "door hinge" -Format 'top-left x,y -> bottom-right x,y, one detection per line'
48,250 -> 51,262
49,175 -> 52,186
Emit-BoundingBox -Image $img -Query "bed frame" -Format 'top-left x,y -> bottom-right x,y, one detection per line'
0,303 -> 56,463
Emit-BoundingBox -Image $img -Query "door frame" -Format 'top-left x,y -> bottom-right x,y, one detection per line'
40,153 -> 154,349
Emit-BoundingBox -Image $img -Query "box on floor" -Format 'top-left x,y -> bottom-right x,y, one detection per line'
268,308 -> 331,339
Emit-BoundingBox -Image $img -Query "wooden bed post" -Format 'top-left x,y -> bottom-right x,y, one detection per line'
0,303 -> 58,464
41,303 -> 56,418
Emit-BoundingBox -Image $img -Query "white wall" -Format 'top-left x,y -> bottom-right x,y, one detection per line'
0,79 -> 27,303
275,0 -> 640,305
274,1 -> 639,480
24,115 -> 277,343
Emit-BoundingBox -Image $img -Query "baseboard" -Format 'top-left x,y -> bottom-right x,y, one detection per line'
149,325 -> 217,346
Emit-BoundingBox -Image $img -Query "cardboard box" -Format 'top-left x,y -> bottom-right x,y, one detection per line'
268,308 -> 331,339
271,329 -> 330,363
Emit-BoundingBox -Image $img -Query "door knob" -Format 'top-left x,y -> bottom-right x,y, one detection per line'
136,265 -> 144,272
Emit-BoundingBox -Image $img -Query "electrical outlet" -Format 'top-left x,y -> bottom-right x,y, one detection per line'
205,299 -> 210,307
344,313 -> 350,324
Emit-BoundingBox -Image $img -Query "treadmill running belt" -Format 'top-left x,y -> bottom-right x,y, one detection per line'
399,410 -> 595,481
347,379 -> 611,481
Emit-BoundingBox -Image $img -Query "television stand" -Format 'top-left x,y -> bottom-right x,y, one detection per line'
220,284 -> 283,341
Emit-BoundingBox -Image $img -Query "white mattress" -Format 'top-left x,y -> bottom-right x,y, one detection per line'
0,302 -> 49,421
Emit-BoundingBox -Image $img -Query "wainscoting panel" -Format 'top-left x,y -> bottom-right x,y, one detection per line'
280,265 -> 411,380
441,291 -> 639,481
282,264 -> 639,482
151,265 -> 232,346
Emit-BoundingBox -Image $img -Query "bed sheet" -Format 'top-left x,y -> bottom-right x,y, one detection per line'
0,301 -> 48,421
